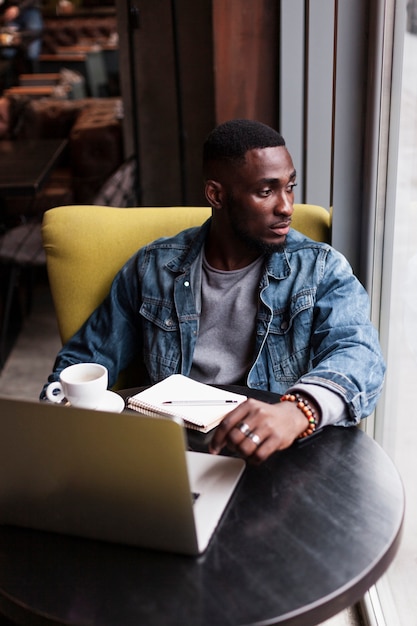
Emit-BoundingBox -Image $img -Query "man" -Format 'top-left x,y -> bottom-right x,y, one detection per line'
42,119 -> 385,463
0,0 -> 43,73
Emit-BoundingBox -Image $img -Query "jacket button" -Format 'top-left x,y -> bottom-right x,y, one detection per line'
165,318 -> 173,327
184,281 -> 190,287
281,321 -> 288,330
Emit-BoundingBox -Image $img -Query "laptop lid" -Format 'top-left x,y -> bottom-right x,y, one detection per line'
0,397 -> 245,556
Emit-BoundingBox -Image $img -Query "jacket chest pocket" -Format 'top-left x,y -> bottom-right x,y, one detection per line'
140,300 -> 179,332
269,290 -> 315,334
265,290 -> 315,381
139,300 -> 181,380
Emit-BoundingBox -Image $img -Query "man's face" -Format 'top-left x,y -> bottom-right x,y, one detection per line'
220,146 -> 297,253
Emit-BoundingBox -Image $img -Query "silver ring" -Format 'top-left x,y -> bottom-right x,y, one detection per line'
238,422 -> 251,436
248,432 -> 261,446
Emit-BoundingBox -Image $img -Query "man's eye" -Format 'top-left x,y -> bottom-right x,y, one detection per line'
286,182 -> 297,192
259,189 -> 272,196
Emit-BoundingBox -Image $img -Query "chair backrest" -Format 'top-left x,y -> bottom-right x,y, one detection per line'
42,203 -> 331,386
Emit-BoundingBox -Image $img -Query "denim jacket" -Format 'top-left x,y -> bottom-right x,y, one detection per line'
48,219 -> 385,425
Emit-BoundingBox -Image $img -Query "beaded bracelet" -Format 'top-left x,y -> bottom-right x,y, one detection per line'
280,393 -> 318,439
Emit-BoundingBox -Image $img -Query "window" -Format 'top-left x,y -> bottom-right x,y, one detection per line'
368,1 -> 417,623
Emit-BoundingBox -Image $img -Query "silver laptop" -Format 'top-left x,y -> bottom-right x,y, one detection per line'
0,397 -> 245,556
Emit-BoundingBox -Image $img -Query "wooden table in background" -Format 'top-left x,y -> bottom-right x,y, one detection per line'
0,138 -> 67,199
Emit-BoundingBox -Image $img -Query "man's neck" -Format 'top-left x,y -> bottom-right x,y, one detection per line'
205,226 -> 262,271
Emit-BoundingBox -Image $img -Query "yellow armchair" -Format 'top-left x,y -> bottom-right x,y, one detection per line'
41,203 -> 331,386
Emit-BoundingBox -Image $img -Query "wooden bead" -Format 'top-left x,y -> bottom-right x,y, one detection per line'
280,393 -> 318,439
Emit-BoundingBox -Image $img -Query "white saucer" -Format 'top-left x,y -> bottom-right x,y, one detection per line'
95,390 -> 125,413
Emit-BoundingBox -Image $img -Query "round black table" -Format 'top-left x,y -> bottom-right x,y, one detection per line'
0,388 -> 404,626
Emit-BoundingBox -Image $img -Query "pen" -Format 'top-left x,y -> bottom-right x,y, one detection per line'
162,400 -> 239,406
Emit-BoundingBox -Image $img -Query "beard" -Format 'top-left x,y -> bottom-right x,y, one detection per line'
225,194 -> 286,255
231,224 -> 285,255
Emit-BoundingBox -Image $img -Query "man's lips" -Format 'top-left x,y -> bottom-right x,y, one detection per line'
269,219 -> 292,234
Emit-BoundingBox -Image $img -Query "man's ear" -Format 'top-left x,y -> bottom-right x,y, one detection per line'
204,179 -> 224,209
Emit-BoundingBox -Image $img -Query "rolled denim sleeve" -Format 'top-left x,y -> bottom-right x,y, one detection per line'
299,248 -> 385,424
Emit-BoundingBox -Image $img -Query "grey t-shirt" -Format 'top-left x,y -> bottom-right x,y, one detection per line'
190,254 -> 264,385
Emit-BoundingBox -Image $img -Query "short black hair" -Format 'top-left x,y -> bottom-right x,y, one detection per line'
203,119 -> 286,177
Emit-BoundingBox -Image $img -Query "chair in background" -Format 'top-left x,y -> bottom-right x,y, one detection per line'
92,157 -> 138,207
40,47 -> 109,98
41,203 -> 331,387
85,49 -> 109,97
0,221 -> 45,369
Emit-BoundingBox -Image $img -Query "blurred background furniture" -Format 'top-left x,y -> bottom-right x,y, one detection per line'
2,84 -> 67,98
41,203 -> 331,388
41,11 -> 117,55
2,68 -> 85,99
0,221 -> 45,370
0,136 -> 67,369
0,137 -> 67,199
39,7 -> 119,97
38,47 -> 109,97
0,93 -> 124,368
2,95 -> 124,219
18,72 -> 61,85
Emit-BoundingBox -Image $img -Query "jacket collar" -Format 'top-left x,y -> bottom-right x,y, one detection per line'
165,219 -> 212,274
165,218 -> 297,280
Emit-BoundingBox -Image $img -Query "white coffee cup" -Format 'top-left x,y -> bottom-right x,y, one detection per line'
46,363 -> 108,409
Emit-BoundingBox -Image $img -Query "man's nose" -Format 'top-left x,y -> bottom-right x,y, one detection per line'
274,192 -> 294,215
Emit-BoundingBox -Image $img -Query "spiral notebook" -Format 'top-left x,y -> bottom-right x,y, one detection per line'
126,375 -> 247,433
